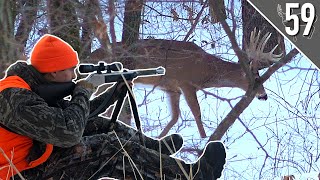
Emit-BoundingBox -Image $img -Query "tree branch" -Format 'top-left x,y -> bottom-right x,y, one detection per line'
209,88 -> 257,141
108,0 -> 117,44
259,48 -> 299,83
209,48 -> 299,141
183,0 -> 208,41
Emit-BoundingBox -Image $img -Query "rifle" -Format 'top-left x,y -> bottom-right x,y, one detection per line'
36,62 -> 165,105
78,62 -> 165,83
36,62 -> 166,145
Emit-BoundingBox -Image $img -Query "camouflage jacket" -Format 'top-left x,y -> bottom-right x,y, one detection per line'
0,62 -> 117,148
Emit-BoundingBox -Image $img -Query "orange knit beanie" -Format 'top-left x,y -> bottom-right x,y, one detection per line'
30,34 -> 79,73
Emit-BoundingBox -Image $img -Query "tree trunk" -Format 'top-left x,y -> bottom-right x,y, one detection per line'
47,0 -> 81,53
118,0 -> 145,125
208,0 -> 227,23
122,0 -> 143,46
15,0 -> 39,56
121,0 -> 144,69
79,1 -> 94,60
242,0 -> 285,55
0,0 -> 19,78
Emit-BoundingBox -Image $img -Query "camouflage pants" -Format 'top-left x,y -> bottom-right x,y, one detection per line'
18,117 -> 199,180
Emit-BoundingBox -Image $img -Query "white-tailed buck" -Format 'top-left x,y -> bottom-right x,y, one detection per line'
89,26 -> 282,138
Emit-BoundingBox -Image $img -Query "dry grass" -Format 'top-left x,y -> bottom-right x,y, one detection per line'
0,147 -> 25,180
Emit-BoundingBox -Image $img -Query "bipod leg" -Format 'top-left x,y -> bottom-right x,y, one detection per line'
107,83 -> 128,132
127,86 -> 145,147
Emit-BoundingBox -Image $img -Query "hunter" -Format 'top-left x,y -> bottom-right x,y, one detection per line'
0,34 -> 226,180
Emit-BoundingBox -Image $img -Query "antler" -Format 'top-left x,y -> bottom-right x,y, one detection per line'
277,4 -> 284,18
246,28 -> 283,70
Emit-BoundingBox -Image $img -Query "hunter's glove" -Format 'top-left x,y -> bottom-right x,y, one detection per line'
76,74 -> 105,95
84,73 -> 106,88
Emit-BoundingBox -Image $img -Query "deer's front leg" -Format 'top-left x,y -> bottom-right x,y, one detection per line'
180,84 -> 207,138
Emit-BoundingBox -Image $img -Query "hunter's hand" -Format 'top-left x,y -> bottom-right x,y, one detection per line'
85,74 -> 106,88
116,81 -> 133,92
75,74 -> 106,94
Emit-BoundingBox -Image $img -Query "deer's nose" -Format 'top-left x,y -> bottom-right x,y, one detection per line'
257,94 -> 268,101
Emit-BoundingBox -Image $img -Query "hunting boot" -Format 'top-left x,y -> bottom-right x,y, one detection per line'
144,133 -> 183,155
193,141 -> 226,180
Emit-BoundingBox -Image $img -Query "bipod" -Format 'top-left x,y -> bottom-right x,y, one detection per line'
108,81 -> 145,146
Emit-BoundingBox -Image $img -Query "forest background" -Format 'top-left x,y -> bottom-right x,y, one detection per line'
0,0 -> 319,179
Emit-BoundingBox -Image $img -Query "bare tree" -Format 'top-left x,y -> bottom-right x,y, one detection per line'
0,0 -> 38,78
47,0 -> 81,52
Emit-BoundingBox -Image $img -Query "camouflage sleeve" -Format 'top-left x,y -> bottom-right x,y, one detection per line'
0,85 -> 92,148
55,85 -> 119,117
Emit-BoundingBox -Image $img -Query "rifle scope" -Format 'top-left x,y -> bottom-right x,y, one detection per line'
79,62 -> 123,74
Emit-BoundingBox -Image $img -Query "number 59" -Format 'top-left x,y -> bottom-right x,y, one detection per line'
285,3 -> 316,36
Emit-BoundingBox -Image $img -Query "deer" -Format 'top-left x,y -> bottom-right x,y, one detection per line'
277,4 -> 318,42
88,24 -> 282,138
283,175 -> 295,180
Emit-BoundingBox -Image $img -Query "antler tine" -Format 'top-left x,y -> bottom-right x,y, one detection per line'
269,44 -> 283,61
249,28 -> 256,49
258,32 -> 272,52
254,29 -> 262,48
249,28 -> 261,51
250,28 -> 256,44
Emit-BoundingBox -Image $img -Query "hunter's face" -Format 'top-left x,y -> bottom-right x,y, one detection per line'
50,67 -> 77,82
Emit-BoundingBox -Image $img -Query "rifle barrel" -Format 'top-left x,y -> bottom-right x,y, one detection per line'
135,67 -> 165,77
103,67 -> 165,83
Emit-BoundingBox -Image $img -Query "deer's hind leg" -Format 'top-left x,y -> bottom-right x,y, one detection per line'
159,86 -> 182,138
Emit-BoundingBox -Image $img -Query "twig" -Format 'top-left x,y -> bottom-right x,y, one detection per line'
138,85 -> 158,107
113,131 -> 144,179
88,131 -> 139,180
237,117 -> 270,157
0,147 -> 26,180
201,89 -> 243,102
162,140 -> 192,179
159,141 -> 163,180
183,0 -> 209,41
144,4 -> 196,22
